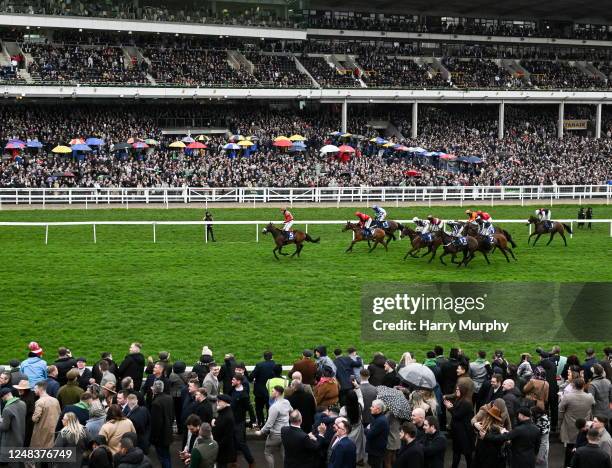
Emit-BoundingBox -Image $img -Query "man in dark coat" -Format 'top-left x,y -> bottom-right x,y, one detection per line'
212,395 -> 237,468
394,422 -> 424,468
54,347 -> 77,386
45,366 -> 60,398
326,418 -> 356,468
281,410 -> 320,468
365,400 -> 390,468
218,354 -> 238,395
0,387 -> 27,463
287,381 -> 317,433
126,393 -> 151,453
250,351 -> 276,427
118,343 -> 146,391
439,349 -> 460,395
368,353 -> 387,387
150,381 -> 174,468
57,392 -> 92,430
571,427 -> 612,468
422,416 -> 447,468
485,407 -> 541,468
75,358 -> 93,390
228,375 -> 254,467
290,350 -> 318,386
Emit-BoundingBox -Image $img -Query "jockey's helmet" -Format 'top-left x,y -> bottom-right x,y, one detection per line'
427,214 -> 434,219
372,204 -> 379,210
355,211 -> 362,217
465,209 -> 472,215
412,216 -> 419,223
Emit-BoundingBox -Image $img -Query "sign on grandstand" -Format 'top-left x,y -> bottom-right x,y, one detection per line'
564,119 -> 588,130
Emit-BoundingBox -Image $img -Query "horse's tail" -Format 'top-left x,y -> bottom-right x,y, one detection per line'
305,233 -> 320,243
562,223 -> 573,234
502,229 -> 517,248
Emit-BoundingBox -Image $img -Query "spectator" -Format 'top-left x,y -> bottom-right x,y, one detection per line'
326,418 -> 357,468
212,394 -> 237,468
313,366 -> 340,410
251,351 -> 276,427
31,380 -> 62,449
114,436 -> 152,468
291,350 -> 318,386
20,341 -> 47,387
189,423 -> 218,468
85,402 -> 107,439
589,364 -> 612,421
58,391 -> 93,428
368,353 -> 387,386
126,393 -> 151,452
76,357 -> 93,390
58,369 -> 85,408
592,416 -> 612,461
256,385 -> 292,468
571,427 -> 612,468
54,412 -> 90,467
560,378 -> 596,467
281,409 -> 321,468
444,382 -> 474,468
523,366 -> 550,411
394,421 -> 424,468
7,359 -> 26,385
117,342 -> 146,391
54,347 -> 77,385
485,407 -> 541,468
98,404 -> 137,454
229,373 -> 255,467
365,399 -> 390,468
359,369 -> 378,426
287,379 -> 317,433
149,380 -> 174,468
422,416 -> 447,468
45,365 -> 61,397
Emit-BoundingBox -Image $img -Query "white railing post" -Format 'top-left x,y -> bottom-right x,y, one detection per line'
205,223 -> 208,244
570,221 -> 573,238
93,224 -> 97,243
305,224 -> 308,234
153,223 -> 156,243
256,224 -> 259,243
45,224 -> 49,245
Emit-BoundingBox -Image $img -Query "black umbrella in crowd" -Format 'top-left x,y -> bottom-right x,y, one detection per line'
375,385 -> 412,419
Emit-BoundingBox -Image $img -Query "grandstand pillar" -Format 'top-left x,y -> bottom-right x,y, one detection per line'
341,100 -> 348,133
411,102 -> 418,139
498,102 -> 505,140
558,102 -> 565,139
595,103 -> 602,139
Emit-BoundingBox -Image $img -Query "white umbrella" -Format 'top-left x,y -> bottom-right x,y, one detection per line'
319,144 -> 340,154
398,363 -> 437,390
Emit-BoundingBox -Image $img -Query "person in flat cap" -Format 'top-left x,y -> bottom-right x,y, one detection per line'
0,385 -> 27,457
76,357 -> 93,390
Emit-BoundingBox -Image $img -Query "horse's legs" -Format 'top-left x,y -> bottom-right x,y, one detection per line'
404,246 -> 417,260
532,234 -> 542,246
383,238 -> 389,251
420,245 -> 433,257
527,232 -> 537,245
546,232 -> 555,246
439,251 -> 448,265
291,242 -> 302,257
368,240 -> 379,253
560,232 -> 568,247
272,246 -> 280,260
509,248 -> 517,261
482,251 -> 491,265
450,252 -> 460,264
428,246 -> 439,263
345,241 -> 356,253
499,248 -> 510,263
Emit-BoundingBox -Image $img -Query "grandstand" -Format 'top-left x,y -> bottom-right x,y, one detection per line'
0,0 -> 609,190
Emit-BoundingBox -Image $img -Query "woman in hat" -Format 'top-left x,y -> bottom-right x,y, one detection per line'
14,380 -> 36,446
472,402 -> 507,468
472,398 -> 511,431
54,412 -> 90,468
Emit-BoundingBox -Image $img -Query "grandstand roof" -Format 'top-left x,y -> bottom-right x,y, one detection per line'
312,0 -> 611,24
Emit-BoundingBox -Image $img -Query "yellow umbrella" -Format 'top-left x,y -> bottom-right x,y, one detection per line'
274,136 -> 291,142
289,134 -> 306,141
52,145 -> 72,154
383,142 -> 395,148
237,140 -> 254,147
169,141 -> 186,148
196,135 -> 210,142
341,133 -> 353,138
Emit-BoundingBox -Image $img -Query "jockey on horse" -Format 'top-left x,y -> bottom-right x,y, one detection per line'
371,205 -> 388,229
355,212 -> 374,238
281,207 -> 294,240
412,215 -> 442,244
444,220 -> 468,248
466,209 -> 493,223
476,217 -> 496,247
535,207 -> 552,230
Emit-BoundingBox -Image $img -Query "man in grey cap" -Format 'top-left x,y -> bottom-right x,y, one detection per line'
8,360 -> 26,386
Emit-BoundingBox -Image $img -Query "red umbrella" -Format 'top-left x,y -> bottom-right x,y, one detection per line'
439,153 -> 456,160
132,142 -> 149,149
273,140 -> 293,148
187,142 -> 207,149
404,170 -> 421,177
338,145 -> 355,153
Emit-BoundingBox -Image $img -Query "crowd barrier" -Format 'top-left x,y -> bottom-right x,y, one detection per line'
0,219 -> 609,244
0,185 -> 609,207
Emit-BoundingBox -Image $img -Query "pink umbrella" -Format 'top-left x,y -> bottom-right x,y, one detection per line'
132,142 -> 149,149
273,140 -> 293,148
69,138 -> 84,145
5,142 -> 25,149
338,145 -> 355,153
187,142 -> 207,149
394,145 -> 410,152
439,153 -> 456,160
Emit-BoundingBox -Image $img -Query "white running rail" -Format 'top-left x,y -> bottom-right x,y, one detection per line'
0,219 -> 609,244
0,185 -> 609,207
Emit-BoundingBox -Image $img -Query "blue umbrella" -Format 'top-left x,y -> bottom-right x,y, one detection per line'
289,144 -> 307,152
71,144 -> 92,152
223,143 -> 240,150
8,139 -> 26,146
26,140 -> 43,148
457,156 -> 469,162
467,156 -> 483,164
86,137 -> 105,146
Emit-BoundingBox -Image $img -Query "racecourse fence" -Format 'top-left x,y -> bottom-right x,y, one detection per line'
0,185 -> 610,206
0,219 -> 610,244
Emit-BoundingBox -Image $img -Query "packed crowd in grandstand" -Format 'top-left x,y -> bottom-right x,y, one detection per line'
0,104 -> 609,189
0,30 -> 610,89
2,341 -> 612,467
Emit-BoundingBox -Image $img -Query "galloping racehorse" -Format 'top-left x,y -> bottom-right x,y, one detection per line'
343,222 -> 388,253
399,226 -> 442,262
372,220 -> 404,242
464,224 -> 517,264
526,216 -> 572,247
262,223 -> 320,260
438,230 -> 479,267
